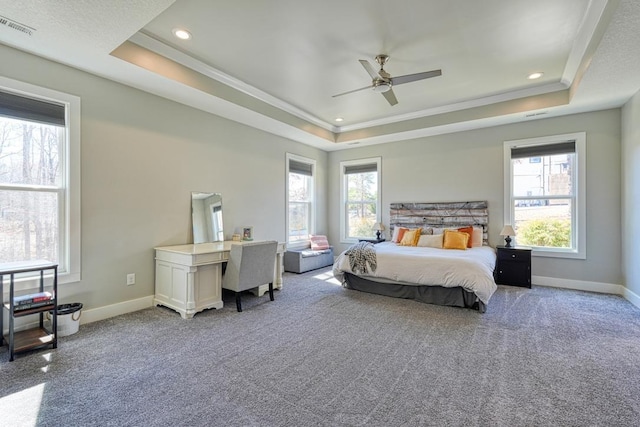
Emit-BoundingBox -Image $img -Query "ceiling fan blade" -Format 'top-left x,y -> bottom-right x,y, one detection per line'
332,84 -> 373,98
382,89 -> 398,106
391,69 -> 442,86
359,60 -> 380,80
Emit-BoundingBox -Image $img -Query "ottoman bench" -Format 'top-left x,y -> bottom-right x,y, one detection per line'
284,247 -> 334,273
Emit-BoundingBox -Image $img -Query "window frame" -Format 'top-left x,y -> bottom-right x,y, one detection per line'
503,132 -> 586,259
0,76 -> 81,285
340,157 -> 382,244
285,153 -> 316,249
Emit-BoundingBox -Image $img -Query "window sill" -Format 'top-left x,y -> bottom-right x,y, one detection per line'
2,271 -> 80,294
531,249 -> 586,260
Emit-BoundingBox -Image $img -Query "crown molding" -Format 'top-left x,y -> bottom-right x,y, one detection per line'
130,31 -> 339,133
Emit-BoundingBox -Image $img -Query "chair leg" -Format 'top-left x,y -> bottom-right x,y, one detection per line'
269,282 -> 274,301
236,292 -> 242,312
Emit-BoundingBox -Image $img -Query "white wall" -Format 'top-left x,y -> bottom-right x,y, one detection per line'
0,40 -> 628,317
622,89 -> 640,297
329,110 -> 622,287
0,44 -> 328,314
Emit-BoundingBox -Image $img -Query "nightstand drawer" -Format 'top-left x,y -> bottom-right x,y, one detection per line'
495,267 -> 531,288
495,246 -> 532,288
497,249 -> 530,263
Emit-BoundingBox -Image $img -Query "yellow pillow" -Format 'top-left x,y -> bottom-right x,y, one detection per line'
399,228 -> 422,246
443,230 -> 469,250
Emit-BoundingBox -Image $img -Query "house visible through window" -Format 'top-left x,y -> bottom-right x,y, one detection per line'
504,133 -> 586,259
0,78 -> 80,283
340,157 -> 381,242
286,153 -> 315,247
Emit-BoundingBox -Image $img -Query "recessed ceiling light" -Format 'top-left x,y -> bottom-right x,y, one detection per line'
172,28 -> 192,40
528,72 -> 544,80
335,117 -> 344,122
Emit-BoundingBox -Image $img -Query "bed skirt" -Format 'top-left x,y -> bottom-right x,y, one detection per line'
343,273 -> 486,313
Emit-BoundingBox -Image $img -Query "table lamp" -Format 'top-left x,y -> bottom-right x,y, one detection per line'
500,225 -> 516,248
373,223 -> 385,240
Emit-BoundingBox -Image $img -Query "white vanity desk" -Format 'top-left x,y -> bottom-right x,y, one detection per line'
154,241 -> 286,319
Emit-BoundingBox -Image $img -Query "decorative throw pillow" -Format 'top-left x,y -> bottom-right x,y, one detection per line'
310,235 -> 330,250
472,226 -> 483,247
417,233 -> 443,248
457,226 -> 474,248
392,227 -> 409,243
431,227 -> 454,235
443,230 -> 469,250
399,228 -> 422,246
421,227 -> 434,235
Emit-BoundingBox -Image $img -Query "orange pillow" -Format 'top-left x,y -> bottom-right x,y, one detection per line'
399,228 -> 422,246
393,227 -> 409,243
443,230 -> 469,250
457,226 -> 474,248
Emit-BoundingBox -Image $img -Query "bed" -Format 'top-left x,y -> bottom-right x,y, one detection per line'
332,201 -> 498,312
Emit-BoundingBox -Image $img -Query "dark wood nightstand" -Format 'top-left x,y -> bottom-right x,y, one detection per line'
494,246 -> 532,288
358,238 -> 386,244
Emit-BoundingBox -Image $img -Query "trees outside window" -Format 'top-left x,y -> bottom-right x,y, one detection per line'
286,154 -> 315,247
0,118 -> 61,263
0,78 -> 80,283
340,158 -> 381,242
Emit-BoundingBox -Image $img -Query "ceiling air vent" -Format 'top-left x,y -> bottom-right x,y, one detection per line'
524,111 -> 548,118
0,15 -> 35,36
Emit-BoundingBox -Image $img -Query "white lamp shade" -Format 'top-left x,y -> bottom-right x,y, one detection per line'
500,225 -> 516,236
373,223 -> 385,231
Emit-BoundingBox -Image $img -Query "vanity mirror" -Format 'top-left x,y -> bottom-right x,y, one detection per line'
191,192 -> 224,243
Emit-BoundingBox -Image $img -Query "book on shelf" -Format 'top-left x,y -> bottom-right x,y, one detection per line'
12,300 -> 55,311
13,291 -> 53,306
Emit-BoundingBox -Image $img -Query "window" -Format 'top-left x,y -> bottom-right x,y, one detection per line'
340,157 -> 381,242
504,132 -> 586,259
286,153 -> 315,247
0,77 -> 81,283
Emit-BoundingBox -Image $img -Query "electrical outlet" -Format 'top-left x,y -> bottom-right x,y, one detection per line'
126,273 -> 135,286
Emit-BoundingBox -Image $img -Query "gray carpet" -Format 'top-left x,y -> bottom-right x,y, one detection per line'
1,268 -> 640,427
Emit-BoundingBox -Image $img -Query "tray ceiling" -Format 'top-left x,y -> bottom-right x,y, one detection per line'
1,0 -> 639,150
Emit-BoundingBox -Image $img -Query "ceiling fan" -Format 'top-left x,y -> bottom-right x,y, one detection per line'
332,54 -> 442,106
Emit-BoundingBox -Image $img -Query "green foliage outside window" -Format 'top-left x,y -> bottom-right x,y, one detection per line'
518,219 -> 571,248
349,215 -> 376,238
347,171 -> 377,238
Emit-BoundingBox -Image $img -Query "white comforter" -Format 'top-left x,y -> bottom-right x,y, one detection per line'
333,242 -> 497,304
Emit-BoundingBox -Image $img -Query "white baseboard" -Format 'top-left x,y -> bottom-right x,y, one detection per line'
622,287 -> 640,309
532,275 -> 640,310
80,295 -> 154,325
2,295 -> 154,336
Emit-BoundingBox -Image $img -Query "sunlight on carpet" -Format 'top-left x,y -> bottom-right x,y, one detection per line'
312,270 -> 341,285
0,382 -> 45,426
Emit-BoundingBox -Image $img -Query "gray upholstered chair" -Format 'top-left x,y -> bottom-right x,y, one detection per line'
222,240 -> 278,312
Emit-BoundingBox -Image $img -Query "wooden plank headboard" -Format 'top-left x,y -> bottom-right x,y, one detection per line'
389,201 -> 489,245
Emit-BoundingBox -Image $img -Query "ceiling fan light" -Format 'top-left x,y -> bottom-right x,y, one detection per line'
373,81 -> 391,93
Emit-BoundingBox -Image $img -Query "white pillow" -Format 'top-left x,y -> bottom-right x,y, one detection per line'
417,233 -> 443,248
472,227 -> 483,247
